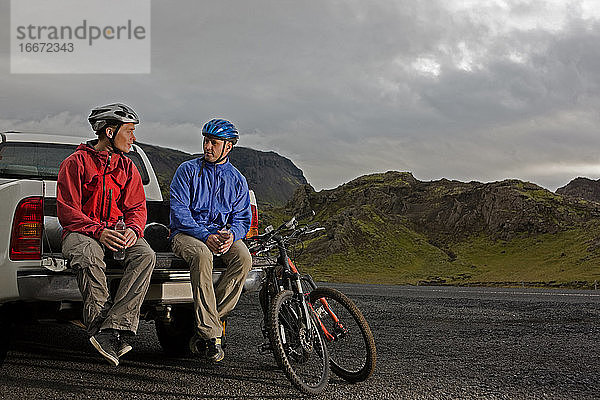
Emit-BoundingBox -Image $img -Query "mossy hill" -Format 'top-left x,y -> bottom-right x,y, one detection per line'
137,142 -> 307,207
277,171 -> 600,288
556,177 -> 600,203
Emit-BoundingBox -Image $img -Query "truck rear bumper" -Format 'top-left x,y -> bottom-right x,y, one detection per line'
17,267 -> 266,304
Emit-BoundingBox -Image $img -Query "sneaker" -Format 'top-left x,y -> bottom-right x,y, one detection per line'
221,319 -> 227,349
90,330 -> 119,366
189,334 -> 207,356
117,332 -> 133,358
206,337 -> 224,362
69,319 -> 86,330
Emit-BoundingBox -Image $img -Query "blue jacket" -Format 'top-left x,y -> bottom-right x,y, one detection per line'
169,157 -> 251,243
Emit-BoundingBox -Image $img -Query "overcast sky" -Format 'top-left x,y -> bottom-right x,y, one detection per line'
2,0 -> 600,191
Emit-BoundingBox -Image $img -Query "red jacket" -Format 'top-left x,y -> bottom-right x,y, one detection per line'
57,141 -> 147,240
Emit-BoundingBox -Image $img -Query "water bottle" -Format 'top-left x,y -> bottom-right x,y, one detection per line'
114,216 -> 126,261
213,224 -> 232,256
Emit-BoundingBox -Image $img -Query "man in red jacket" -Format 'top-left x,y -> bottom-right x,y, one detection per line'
57,103 -> 156,367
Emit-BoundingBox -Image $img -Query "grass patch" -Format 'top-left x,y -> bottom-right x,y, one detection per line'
299,223 -> 474,285
452,228 -> 600,285
297,221 -> 600,288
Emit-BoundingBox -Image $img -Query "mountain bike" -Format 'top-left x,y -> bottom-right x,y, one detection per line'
247,212 -> 377,394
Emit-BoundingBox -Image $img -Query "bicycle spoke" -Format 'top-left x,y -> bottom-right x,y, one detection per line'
269,290 -> 329,394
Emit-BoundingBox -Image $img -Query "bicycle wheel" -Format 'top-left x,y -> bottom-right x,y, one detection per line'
309,287 -> 376,382
268,290 -> 330,395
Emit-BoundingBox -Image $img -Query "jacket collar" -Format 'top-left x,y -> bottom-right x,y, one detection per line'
79,140 -> 120,156
198,156 -> 230,168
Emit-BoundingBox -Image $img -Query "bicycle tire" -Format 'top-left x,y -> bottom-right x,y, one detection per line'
268,290 -> 330,395
309,287 -> 376,383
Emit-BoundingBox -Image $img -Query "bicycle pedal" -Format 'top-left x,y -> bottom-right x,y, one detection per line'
257,342 -> 272,355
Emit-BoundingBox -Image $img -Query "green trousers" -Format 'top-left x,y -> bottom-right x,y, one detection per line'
62,232 -> 156,335
172,233 -> 252,339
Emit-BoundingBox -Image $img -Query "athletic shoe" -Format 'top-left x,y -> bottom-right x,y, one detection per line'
206,337 -> 224,362
221,319 -> 227,349
69,319 -> 86,330
117,332 -> 133,358
189,334 -> 207,356
90,330 -> 119,366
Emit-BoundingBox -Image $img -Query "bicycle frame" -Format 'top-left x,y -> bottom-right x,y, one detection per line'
249,214 -> 376,391
255,233 -> 347,347
260,234 -> 315,333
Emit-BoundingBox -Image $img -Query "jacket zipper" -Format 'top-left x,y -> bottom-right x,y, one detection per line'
107,189 -> 113,222
100,153 -> 112,223
208,162 -> 215,223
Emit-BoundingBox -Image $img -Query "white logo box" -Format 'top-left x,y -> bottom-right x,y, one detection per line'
11,0 -> 151,74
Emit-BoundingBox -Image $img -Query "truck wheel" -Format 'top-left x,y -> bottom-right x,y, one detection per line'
154,305 -> 195,356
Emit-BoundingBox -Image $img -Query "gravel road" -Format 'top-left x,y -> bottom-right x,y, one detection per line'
1,284 -> 599,399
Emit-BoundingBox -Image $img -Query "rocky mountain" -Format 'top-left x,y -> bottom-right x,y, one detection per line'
291,172 -> 599,242
137,142 -> 308,207
134,141 -> 600,288
228,147 -> 308,207
284,172 -> 600,287
556,177 -> 600,203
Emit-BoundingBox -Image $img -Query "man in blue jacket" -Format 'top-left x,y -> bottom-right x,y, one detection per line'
169,118 -> 252,362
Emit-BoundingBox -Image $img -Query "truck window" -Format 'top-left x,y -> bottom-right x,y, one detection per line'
124,151 -> 150,184
0,142 -> 150,184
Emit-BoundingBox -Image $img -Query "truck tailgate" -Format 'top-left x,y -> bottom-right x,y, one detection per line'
18,252 -> 271,304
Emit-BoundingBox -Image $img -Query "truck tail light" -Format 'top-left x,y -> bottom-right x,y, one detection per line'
10,197 -> 43,260
246,190 -> 259,238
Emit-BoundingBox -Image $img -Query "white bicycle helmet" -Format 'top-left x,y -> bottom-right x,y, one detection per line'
88,103 -> 139,132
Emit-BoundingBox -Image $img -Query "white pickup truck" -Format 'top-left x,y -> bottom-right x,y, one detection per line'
0,131 -> 262,354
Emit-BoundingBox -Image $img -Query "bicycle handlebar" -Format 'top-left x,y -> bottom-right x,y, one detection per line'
247,211 -> 323,255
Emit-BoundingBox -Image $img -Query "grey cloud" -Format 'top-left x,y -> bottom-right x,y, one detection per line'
2,1 -> 600,191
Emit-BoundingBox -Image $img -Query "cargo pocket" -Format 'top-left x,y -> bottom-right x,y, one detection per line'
62,232 -> 105,271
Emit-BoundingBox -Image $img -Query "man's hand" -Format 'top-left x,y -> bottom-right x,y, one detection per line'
122,228 -> 138,248
99,228 -> 137,251
206,229 -> 233,254
217,229 -> 234,253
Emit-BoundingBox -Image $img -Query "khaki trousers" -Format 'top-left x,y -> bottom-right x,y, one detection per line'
62,232 -> 156,335
172,233 -> 252,339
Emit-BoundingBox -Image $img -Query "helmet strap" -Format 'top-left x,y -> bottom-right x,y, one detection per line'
199,157 -> 205,177
204,139 -> 230,165
214,143 -> 228,164
107,123 -> 123,154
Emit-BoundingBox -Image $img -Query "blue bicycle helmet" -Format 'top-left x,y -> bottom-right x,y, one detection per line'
202,118 -> 239,141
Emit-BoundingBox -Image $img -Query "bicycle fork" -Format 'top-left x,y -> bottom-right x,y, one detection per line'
287,258 -> 315,334
287,258 -> 349,344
